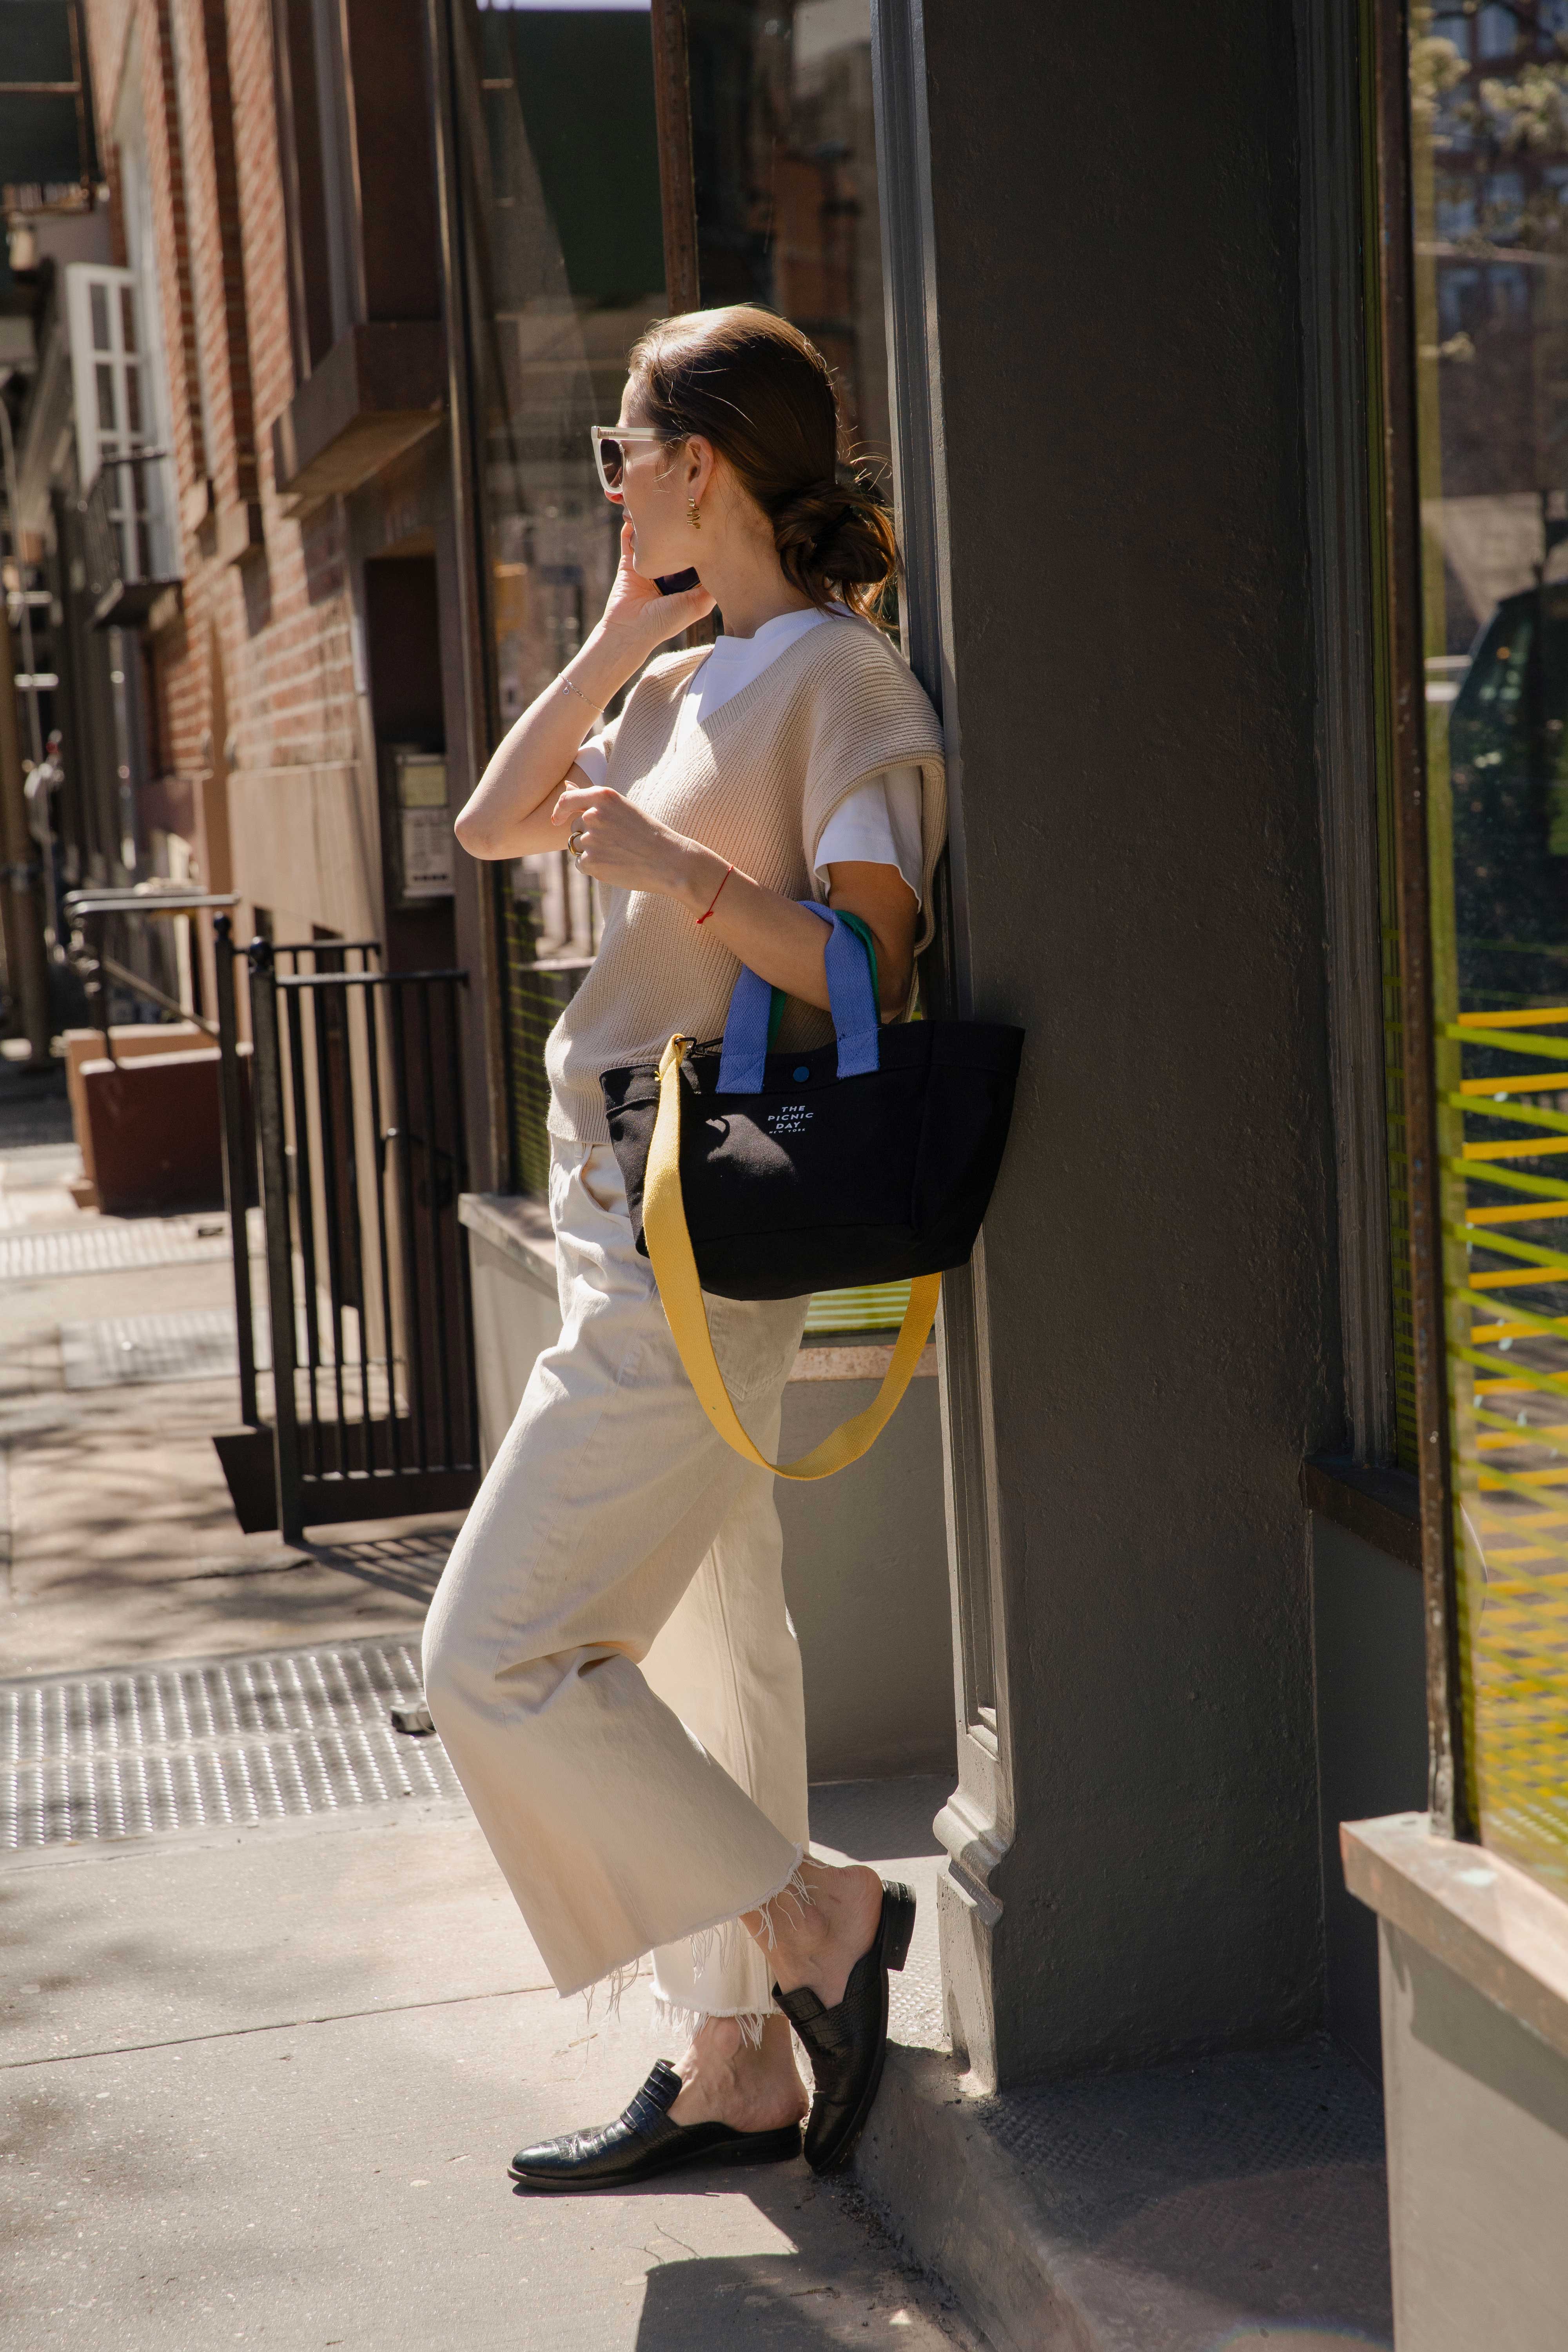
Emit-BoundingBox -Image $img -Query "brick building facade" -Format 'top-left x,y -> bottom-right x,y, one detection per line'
84,0 -> 367,976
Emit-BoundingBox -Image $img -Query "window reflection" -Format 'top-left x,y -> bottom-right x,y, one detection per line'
687,0 -> 890,467
678,0 -> 906,1338
454,0 -> 891,1197
1411,0 -> 1568,1884
454,0 -> 667,1191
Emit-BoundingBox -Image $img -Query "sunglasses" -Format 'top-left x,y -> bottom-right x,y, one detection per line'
590,424 -> 679,501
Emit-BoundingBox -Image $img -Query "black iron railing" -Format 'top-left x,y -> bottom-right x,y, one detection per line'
242,934 -> 479,1543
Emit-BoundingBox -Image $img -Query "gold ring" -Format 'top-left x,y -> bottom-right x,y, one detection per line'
568,830 -> 586,857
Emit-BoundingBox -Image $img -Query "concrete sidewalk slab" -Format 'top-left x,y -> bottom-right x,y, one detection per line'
2,1791 -> 947,2071
2,1394 -> 454,1672
0,1804 -> 541,2067
0,1257 -> 241,1419
1,1635 -> 1395,2352
2,1780 -> 974,2350
0,1299 -> 452,1675
0,1187 -> 447,1675
5,1991 -> 979,2352
0,1145 -> 89,1231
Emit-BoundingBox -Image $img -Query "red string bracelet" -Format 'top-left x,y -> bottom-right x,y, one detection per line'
695,862 -> 735,926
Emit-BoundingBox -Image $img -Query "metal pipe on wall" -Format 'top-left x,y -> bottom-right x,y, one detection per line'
0,571 -> 51,1059
0,391 -> 61,993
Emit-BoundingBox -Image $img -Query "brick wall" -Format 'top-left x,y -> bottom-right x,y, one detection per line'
82,0 -> 367,934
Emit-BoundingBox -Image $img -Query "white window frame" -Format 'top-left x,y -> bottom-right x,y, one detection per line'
64,263 -> 177,589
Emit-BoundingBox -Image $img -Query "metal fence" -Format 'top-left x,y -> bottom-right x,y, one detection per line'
214,921 -> 479,1543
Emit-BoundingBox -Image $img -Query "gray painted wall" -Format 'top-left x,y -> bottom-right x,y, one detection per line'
1380,1921 -> 1568,2349
918,0 -> 1339,2073
779,1376 -> 955,1781
1312,1516 -> 1428,2076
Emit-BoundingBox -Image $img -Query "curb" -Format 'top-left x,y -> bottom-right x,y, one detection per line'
851,2044 -> 1102,2352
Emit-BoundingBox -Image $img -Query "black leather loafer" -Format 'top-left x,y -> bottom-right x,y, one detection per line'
773,1878 -> 916,2174
509,2059 -> 802,2192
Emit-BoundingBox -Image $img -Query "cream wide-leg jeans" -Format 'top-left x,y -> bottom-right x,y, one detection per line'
422,1138 -> 812,2031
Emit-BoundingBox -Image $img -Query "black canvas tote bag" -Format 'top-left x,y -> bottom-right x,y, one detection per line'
599,903 -> 1023,1481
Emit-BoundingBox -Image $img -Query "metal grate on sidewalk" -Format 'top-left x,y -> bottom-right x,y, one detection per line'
58,1307 -> 273,1390
0,1218 -> 235,1281
0,1638 -> 461,1850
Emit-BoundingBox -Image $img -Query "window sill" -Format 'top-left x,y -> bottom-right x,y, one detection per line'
1343,1811 -> 1568,2066
271,322 -> 446,509
457,1192 -> 936,1383
216,499 -> 263,569
459,1190 -> 556,1298
1303,1453 -> 1421,1570
89,574 -> 182,633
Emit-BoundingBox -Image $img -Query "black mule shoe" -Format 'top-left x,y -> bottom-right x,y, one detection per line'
509,2059 -> 802,2192
772,1878 -> 916,2175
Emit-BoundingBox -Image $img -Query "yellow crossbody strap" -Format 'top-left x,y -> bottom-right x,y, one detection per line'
643,1036 -> 941,1482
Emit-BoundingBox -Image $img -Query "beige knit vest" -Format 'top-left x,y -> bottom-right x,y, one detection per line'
544,613 -> 947,1144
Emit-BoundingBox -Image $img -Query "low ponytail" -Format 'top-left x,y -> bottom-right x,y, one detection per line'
627,307 -> 900,621
768,476 -> 898,616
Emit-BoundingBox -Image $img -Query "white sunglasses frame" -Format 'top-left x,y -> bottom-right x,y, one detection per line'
589,424 -> 681,503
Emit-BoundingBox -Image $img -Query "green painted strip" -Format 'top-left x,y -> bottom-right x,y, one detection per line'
1444,1096 -> 1568,1136
1474,1414 -> 1568,1460
1452,1344 -> 1568,1400
1441,1025 -> 1568,1058
803,1281 -> 914,1336
1441,1160 -> 1568,1204
1451,1225 -> 1568,1274
1462,1289 -> 1568,1339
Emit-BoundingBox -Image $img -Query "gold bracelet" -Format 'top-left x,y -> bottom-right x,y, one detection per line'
558,672 -> 600,713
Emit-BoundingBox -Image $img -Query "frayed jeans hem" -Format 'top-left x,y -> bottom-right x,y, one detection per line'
652,1998 -> 776,2051
561,1841 -> 808,2014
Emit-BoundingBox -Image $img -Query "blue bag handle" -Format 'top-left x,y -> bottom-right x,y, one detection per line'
716,901 -> 880,1094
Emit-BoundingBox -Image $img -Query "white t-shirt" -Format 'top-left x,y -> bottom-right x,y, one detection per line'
571,606 -> 923,905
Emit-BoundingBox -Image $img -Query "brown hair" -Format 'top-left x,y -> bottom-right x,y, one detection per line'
626,306 -> 898,619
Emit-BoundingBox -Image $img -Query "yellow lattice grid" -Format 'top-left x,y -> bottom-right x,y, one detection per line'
1443,1004 -> 1568,1885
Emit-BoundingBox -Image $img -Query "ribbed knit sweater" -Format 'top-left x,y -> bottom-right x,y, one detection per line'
545,612 -> 947,1144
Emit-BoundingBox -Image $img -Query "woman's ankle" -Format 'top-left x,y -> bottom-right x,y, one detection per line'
668,2012 -> 806,2129
747,1859 -> 883,2004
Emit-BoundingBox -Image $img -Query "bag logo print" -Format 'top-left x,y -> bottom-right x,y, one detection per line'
767,1103 -> 814,1137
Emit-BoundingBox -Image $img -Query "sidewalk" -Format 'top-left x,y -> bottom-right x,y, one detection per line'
0,1134 -> 447,1677
0,1120 -> 978,2348
4,1774 -> 973,2351
0,1120 -> 1393,2352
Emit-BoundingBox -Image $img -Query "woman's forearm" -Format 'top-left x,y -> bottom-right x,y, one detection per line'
543,780 -> 918,1014
680,856 -> 838,1009
454,626 -> 645,860
659,844 -> 913,1017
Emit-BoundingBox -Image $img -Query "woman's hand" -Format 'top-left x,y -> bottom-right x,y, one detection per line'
455,522 -> 713,862
550,780 -> 699,898
552,787 -> 918,1020
599,518 -> 714,658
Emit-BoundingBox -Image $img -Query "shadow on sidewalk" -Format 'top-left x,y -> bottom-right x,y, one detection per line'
296,1526 -> 455,1603
0,1060 -> 73,1152
513,2161 -> 972,2351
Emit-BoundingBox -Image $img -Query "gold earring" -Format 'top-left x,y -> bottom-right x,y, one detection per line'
688,496 -> 701,531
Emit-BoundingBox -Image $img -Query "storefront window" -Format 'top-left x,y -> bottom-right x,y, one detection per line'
452,0 -> 667,1192
685,0 -> 890,469
1406,0 -> 1568,1883
683,0 -> 901,1334
456,0 -> 893,1208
